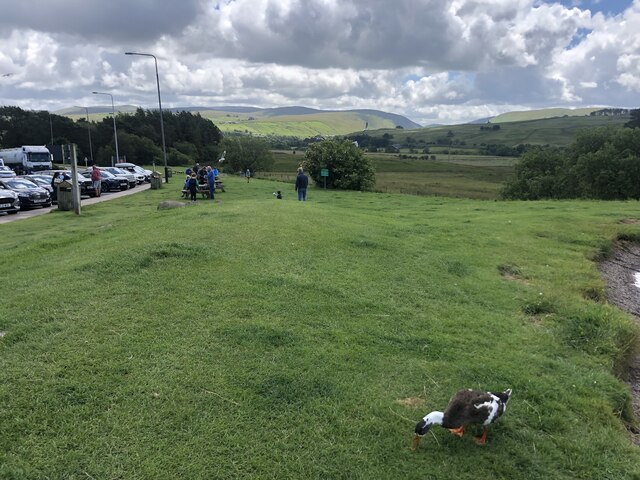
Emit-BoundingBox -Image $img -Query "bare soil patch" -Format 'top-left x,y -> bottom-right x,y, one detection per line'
599,240 -> 640,444
396,397 -> 426,409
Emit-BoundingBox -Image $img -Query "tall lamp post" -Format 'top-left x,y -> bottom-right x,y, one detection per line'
75,106 -> 94,165
48,112 -> 54,146
92,91 -> 120,166
125,51 -> 169,183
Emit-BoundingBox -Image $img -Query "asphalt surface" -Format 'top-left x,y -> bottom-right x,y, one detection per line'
0,182 -> 152,224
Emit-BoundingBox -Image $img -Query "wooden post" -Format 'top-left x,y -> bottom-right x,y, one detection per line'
70,144 -> 81,215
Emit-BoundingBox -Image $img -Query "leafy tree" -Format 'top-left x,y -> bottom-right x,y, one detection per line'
302,139 -> 375,191
221,136 -> 274,173
625,108 -> 640,129
503,127 -> 640,200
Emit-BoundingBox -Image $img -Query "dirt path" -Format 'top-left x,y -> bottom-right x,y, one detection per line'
599,240 -> 640,444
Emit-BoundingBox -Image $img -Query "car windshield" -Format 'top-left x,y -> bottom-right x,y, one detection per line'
26,177 -> 48,186
101,171 -> 115,179
133,166 -> 146,174
112,168 -> 128,175
0,166 -> 12,172
4,179 -> 38,189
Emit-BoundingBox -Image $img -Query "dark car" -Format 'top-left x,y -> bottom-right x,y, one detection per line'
0,178 -> 51,209
0,188 -> 20,214
42,170 -> 96,198
22,175 -> 54,196
81,170 -> 128,192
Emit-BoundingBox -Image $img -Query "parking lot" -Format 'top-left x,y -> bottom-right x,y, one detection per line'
0,182 -> 152,224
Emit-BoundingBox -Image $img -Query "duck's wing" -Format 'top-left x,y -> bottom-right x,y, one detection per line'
443,390 -> 495,427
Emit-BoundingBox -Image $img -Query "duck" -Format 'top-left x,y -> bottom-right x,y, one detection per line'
411,388 -> 512,450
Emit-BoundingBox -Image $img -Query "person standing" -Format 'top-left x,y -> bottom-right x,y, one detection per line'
188,173 -> 199,202
206,166 -> 216,200
295,167 -> 308,201
245,168 -> 251,183
91,165 -> 102,197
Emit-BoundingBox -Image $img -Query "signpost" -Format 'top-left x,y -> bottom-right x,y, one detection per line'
320,168 -> 329,189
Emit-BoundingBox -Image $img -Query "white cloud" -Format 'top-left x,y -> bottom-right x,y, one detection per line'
0,0 -> 639,125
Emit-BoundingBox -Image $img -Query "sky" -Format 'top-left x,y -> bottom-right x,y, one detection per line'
0,0 -> 639,126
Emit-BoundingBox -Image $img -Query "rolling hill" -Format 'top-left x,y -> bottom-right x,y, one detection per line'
358,113 -> 631,148
58,105 -> 421,138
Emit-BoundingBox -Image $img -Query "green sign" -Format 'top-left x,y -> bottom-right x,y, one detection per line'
320,168 -> 329,177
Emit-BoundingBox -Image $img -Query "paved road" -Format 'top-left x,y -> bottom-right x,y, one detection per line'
0,183 -> 152,225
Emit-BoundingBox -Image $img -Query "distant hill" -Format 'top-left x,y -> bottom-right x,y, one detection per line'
358,113 -> 631,149
491,107 -> 614,123
57,105 -> 421,138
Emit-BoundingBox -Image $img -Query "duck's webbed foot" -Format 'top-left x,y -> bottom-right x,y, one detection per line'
473,429 -> 488,445
448,426 -> 465,437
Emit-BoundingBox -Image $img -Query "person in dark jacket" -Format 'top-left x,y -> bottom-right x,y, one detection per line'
188,173 -> 199,202
295,167 -> 309,201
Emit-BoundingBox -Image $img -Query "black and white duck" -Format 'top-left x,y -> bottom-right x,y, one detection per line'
411,388 -> 512,450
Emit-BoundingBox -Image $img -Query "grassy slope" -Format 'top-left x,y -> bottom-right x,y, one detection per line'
198,110 -> 394,137
491,108 -> 603,123
364,115 -> 630,147
1,177 -> 639,479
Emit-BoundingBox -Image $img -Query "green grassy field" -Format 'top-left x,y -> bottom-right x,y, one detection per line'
1,176 -> 639,479
263,150 -> 516,199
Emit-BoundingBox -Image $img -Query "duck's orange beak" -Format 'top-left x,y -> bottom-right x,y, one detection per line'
410,434 -> 422,451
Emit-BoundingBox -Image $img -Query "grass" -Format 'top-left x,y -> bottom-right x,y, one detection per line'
1,176 -> 640,479
363,115 -> 630,148
264,150 -> 515,199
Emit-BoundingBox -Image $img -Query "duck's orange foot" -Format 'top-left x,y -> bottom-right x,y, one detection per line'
473,430 -> 488,445
448,426 -> 465,437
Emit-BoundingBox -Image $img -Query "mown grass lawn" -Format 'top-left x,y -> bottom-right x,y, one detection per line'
1,176 -> 639,479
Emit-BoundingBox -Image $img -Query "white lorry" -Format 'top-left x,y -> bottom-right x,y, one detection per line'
0,146 -> 53,174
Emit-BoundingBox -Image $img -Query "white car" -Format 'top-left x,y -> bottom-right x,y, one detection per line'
0,165 -> 16,178
115,162 -> 151,183
102,167 -> 137,188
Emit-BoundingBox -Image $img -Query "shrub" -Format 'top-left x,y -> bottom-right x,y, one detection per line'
302,140 -> 375,191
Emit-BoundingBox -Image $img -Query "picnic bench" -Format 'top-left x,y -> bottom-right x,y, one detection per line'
182,180 -> 225,199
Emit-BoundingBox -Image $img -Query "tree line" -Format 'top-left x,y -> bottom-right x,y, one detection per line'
503,120 -> 640,200
0,106 -> 223,166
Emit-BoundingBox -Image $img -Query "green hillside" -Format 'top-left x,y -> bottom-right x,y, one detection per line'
491,107 -> 603,123
59,106 -> 419,138
196,110 -> 401,137
361,114 -> 630,148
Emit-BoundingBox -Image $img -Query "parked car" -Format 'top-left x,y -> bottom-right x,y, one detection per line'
81,170 -> 128,192
103,167 -> 137,188
0,188 -> 20,214
0,178 -> 51,209
115,162 -> 151,183
0,165 -> 17,178
21,175 -> 54,196
40,170 -> 96,197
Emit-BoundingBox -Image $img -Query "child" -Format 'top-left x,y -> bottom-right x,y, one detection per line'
188,173 -> 198,202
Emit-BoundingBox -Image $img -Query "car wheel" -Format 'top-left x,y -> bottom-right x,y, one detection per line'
102,182 -> 110,193
8,210 -> 18,215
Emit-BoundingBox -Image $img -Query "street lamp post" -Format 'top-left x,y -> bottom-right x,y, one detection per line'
125,51 -> 169,183
92,91 -> 120,166
75,106 -> 94,165
48,112 -> 54,146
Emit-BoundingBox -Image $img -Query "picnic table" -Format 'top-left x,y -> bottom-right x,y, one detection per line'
182,180 -> 225,199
